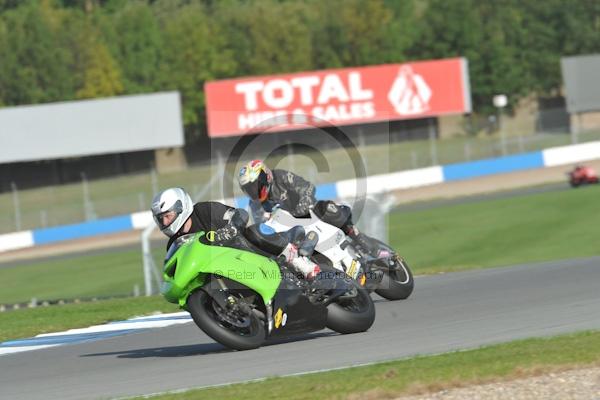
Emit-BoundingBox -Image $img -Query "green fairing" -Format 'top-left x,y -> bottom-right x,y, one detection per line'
161,232 -> 281,308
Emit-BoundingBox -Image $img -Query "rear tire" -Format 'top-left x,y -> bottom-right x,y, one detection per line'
187,289 -> 266,351
326,281 -> 375,334
375,257 -> 414,300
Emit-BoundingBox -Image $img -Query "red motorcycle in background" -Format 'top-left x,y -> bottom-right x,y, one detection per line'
568,165 -> 599,187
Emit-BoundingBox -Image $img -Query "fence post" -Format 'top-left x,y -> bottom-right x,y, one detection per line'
150,167 -> 159,195
428,118 -> 438,165
11,182 -> 21,231
411,150 -> 418,169
141,225 -> 157,296
217,150 -> 225,200
572,113 -> 581,144
81,172 -> 96,221
40,210 -> 47,228
138,192 -> 146,211
518,135 -> 525,153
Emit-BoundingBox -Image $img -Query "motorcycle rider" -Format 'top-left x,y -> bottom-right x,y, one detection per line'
237,159 -> 375,253
151,187 -> 321,280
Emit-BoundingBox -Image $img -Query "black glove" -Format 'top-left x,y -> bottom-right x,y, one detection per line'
213,225 -> 238,243
230,208 -> 249,229
293,196 -> 313,216
262,200 -> 278,213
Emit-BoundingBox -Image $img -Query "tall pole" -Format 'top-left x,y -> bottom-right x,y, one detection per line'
141,225 -> 156,296
498,108 -> 507,156
493,94 -> 508,156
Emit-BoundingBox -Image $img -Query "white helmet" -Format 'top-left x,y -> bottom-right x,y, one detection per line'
151,187 -> 193,237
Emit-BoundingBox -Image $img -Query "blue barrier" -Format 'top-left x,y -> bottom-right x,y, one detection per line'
315,183 -> 338,200
442,151 -> 545,181
234,196 -> 250,209
14,146 -> 571,250
32,215 -> 133,245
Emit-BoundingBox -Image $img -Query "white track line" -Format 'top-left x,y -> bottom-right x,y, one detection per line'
0,312 -> 192,356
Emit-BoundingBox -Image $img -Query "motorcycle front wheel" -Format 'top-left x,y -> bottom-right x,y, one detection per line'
368,238 -> 414,300
187,288 -> 266,351
375,256 -> 414,300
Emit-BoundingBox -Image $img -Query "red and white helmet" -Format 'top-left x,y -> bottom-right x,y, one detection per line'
151,187 -> 193,237
238,159 -> 273,203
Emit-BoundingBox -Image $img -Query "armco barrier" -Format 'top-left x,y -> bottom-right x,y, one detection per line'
32,215 -> 133,245
442,151 -> 544,181
1,140 -> 598,253
0,231 -> 34,253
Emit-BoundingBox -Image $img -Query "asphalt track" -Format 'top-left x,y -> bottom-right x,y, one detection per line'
1,256 -> 600,400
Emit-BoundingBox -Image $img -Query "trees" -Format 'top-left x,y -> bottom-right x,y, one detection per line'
0,1 -> 74,105
0,0 -> 598,133
414,0 -> 528,114
215,0 -> 313,76
158,2 -> 235,127
109,1 -> 162,93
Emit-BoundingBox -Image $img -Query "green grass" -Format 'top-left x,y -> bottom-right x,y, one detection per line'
2,130 -> 599,234
136,330 -> 600,400
0,248 -> 164,304
0,296 -> 178,343
388,184 -> 600,274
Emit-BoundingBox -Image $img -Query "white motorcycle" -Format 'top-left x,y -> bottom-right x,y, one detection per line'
263,206 -> 414,300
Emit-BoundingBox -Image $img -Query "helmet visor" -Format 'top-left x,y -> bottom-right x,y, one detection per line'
241,180 -> 260,201
240,171 -> 269,202
153,200 -> 183,230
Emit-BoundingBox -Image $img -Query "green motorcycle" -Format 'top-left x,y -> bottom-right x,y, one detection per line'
161,231 -> 376,351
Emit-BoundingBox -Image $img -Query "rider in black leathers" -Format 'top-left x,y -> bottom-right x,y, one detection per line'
151,187 -> 321,279
238,159 -> 375,253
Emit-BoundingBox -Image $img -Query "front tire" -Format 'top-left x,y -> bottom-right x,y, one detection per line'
326,280 -> 375,334
375,257 -> 414,300
187,289 -> 266,351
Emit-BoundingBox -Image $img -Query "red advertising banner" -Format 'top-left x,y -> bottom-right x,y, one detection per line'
205,57 -> 471,137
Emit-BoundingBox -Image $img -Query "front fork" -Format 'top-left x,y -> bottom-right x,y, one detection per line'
362,250 -> 404,290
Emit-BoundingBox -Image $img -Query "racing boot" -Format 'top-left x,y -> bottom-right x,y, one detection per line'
279,242 -> 321,280
292,256 -> 321,281
298,230 -> 319,257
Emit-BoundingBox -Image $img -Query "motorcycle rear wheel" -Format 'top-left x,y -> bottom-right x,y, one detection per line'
326,280 -> 375,334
